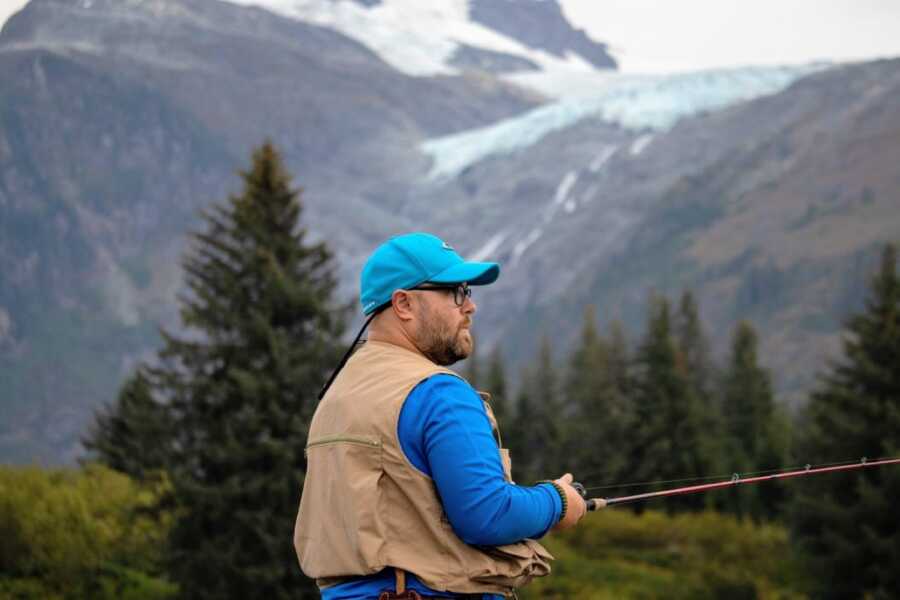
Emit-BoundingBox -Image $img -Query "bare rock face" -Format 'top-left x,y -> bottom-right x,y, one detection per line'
468,0 -> 617,69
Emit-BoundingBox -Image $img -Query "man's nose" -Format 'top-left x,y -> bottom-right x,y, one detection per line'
463,296 -> 476,315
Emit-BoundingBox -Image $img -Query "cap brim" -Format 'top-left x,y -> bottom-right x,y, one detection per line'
429,261 -> 500,286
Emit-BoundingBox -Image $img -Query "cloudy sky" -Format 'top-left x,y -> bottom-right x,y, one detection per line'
2,0 -> 899,73
561,0 -> 900,72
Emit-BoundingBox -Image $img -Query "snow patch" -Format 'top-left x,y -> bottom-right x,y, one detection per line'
223,0 -> 599,77
581,184 -> 599,204
553,171 -> 578,205
470,230 -> 509,262
589,145 -> 617,172
423,64 -> 827,179
629,134 -> 654,156
511,227 -> 543,265
564,200 -> 577,213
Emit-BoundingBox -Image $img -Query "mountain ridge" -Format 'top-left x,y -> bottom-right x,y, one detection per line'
1,0 -> 898,464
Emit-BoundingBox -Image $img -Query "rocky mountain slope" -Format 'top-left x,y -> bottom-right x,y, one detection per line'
1,0 -> 898,464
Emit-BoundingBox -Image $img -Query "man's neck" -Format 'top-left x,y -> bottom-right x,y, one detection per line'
367,328 -> 425,360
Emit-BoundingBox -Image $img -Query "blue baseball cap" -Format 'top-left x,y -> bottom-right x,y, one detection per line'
360,232 -> 500,315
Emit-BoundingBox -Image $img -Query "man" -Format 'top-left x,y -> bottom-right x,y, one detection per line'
295,233 -> 587,599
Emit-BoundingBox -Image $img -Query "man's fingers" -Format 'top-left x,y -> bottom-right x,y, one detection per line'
559,473 -> 573,484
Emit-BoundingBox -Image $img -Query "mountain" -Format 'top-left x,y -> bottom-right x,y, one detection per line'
223,0 -> 616,79
0,0 -> 542,463
1,0 -> 898,464
451,59 -> 900,404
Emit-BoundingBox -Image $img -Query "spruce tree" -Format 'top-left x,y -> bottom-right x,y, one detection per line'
531,336 -> 564,477
629,294 -> 712,512
563,308 -> 630,488
607,320 -> 632,401
485,347 -> 510,427
83,369 -> 171,480
721,321 -> 789,520
510,367 -> 538,483
675,290 -> 713,400
464,337 -> 481,389
791,245 -> 900,599
153,142 -> 345,599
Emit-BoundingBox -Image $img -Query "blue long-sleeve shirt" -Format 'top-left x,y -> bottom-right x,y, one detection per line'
322,374 -> 561,600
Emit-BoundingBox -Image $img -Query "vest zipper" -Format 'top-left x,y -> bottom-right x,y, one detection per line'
306,434 -> 382,450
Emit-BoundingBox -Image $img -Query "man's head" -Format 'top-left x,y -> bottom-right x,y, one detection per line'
360,233 -> 500,365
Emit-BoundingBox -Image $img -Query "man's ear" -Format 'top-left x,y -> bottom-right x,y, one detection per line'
391,289 -> 416,322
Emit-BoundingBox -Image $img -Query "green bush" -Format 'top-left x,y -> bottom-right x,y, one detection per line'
0,464 -> 175,599
522,509 -> 808,599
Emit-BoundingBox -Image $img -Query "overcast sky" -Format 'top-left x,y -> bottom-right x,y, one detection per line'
2,0 -> 900,73
560,0 -> 900,72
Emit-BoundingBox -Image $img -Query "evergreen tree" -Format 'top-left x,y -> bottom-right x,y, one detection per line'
791,245 -> 900,599
153,142 -> 346,599
83,369 -> 171,480
675,290 -> 714,400
563,308 -> 630,488
510,367 -> 538,483
629,294 -> 712,512
531,336 -> 564,477
509,339 -> 563,482
607,320 -> 632,401
464,337 -> 481,389
676,290 -> 726,505
721,321 -> 789,520
485,347 -> 510,428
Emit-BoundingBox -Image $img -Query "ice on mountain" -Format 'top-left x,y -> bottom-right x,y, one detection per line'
423,64 -> 829,179
554,171 -> 578,205
471,231 -> 509,262
223,0 -> 598,77
512,227 -> 543,265
589,146 -> 617,172
629,134 -> 654,156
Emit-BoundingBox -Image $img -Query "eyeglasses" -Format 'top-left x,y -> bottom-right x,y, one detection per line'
412,283 -> 472,307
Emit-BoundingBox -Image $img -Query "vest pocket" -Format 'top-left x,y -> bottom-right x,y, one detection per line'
306,434 -> 382,451
297,435 -> 385,578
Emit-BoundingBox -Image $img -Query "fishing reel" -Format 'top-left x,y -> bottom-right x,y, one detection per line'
572,481 -> 605,511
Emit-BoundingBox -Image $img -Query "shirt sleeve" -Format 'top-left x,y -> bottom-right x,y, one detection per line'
398,374 -> 562,546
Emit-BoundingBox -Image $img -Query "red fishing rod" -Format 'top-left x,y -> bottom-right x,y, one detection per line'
575,457 -> 900,510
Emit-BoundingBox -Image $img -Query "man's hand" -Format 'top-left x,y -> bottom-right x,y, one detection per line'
551,473 -> 587,531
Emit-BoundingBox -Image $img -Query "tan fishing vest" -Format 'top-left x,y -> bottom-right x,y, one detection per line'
294,340 -> 552,596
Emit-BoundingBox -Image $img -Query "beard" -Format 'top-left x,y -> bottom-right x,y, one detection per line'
415,305 -> 473,366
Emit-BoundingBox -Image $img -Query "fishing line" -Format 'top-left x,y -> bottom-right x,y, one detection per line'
578,457 -> 883,493
575,456 -> 900,510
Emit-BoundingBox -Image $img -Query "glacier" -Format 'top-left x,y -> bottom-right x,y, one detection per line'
422,64 -> 830,180
221,0 -> 594,77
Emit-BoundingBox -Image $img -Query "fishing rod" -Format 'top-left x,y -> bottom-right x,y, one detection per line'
573,457 -> 900,510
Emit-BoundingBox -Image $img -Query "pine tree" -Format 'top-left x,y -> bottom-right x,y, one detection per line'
563,307 -> 630,488
531,336 -> 564,477
675,290 -> 726,506
629,294 -> 712,512
83,369 -> 171,480
675,290 -> 715,400
153,142 -> 346,599
607,320 -> 632,401
464,337 -> 481,389
485,347 -> 510,428
721,321 -> 789,520
510,367 -> 537,483
791,245 -> 900,599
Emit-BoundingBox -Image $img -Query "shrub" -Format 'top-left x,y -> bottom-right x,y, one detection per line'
0,464 -> 175,599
